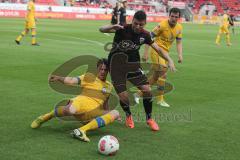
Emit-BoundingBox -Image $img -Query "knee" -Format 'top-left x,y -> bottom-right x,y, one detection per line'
152,76 -> 158,82
109,110 -> 120,120
160,73 -> 167,79
142,87 -> 152,98
118,93 -> 129,104
68,105 -> 77,115
152,73 -> 159,82
143,91 -> 152,98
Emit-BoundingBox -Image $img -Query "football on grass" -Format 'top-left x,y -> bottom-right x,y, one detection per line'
98,135 -> 119,156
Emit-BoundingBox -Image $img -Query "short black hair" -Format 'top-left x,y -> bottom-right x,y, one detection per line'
169,8 -> 181,17
97,58 -> 108,69
133,10 -> 147,21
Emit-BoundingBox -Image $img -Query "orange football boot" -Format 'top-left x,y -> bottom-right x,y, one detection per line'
147,119 -> 159,131
125,115 -> 134,128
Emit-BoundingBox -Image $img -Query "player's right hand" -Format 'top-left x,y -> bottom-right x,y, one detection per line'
168,60 -> 177,72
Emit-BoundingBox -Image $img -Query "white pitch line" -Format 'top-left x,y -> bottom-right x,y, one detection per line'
41,37 -> 96,45
1,29 -> 239,62
0,29 -> 105,47
103,33 -> 112,36
49,34 -> 105,46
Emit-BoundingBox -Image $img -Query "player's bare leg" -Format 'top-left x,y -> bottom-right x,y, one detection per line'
144,65 -> 170,107
134,64 -> 169,107
31,104 -> 71,129
134,69 -> 160,104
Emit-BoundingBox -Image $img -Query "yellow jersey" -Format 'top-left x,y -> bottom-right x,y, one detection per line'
220,14 -> 229,27
26,1 -> 35,21
152,19 -> 183,52
76,73 -> 113,106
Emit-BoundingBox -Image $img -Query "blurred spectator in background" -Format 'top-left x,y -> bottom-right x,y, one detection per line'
70,0 -> 74,6
119,0 -> 128,25
87,8 -> 90,13
111,2 -> 120,25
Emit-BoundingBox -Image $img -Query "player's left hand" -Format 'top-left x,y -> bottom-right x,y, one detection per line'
178,55 -> 183,63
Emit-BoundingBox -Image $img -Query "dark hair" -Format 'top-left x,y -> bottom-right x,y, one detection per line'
169,8 -> 181,17
97,58 -> 108,69
133,10 -> 147,21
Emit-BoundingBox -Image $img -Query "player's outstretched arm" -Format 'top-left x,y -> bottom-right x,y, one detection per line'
176,40 -> 183,63
49,75 -> 79,85
142,44 -> 150,62
99,24 -> 124,33
151,42 -> 176,72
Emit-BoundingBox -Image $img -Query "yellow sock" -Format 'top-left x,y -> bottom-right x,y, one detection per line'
215,34 -> 221,44
156,77 -> 165,102
41,110 -> 54,122
31,30 -> 36,44
54,106 -> 66,117
80,113 -> 114,133
16,31 -> 27,42
41,105 -> 66,122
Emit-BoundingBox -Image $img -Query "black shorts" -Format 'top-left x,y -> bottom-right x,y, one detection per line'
108,53 -> 148,94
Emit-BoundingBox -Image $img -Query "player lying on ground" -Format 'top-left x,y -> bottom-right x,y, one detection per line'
31,59 -> 120,142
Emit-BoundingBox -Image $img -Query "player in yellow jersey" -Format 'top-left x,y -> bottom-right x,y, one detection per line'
15,0 -> 39,46
134,8 -> 183,107
215,12 -> 232,46
31,59 -> 120,142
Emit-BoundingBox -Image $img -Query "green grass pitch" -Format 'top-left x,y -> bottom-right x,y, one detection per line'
0,18 -> 240,160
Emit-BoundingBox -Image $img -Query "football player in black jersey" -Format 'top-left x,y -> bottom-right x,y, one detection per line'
99,10 -> 176,131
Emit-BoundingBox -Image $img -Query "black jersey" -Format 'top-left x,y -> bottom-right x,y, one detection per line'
119,7 -> 127,25
111,7 -> 119,24
109,24 -> 154,63
229,15 -> 234,26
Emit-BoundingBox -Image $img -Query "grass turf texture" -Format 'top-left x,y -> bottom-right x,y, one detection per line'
0,18 -> 239,160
